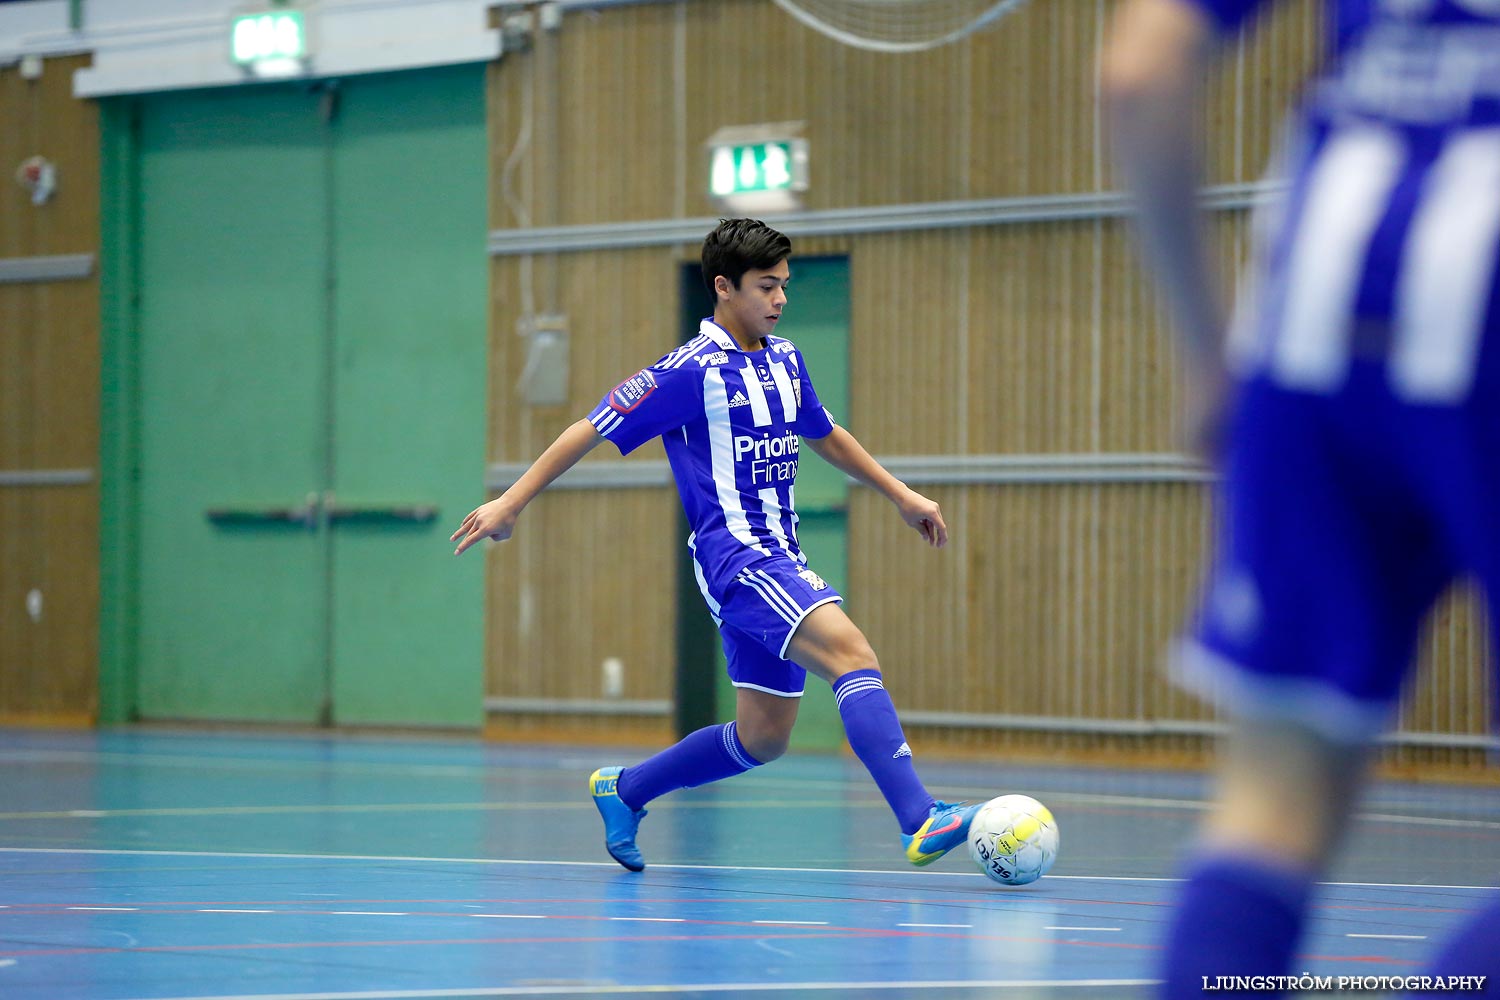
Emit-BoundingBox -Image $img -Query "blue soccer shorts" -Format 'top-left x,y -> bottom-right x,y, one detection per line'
1172,368 -> 1500,744
710,557 -> 843,698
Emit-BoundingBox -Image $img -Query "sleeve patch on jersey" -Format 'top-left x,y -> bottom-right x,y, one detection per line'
609,369 -> 658,413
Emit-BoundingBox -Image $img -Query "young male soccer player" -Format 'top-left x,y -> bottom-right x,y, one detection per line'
1104,0 -> 1500,994
452,218 -> 979,871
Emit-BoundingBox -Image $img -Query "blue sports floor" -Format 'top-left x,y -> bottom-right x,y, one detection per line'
0,728 -> 1495,999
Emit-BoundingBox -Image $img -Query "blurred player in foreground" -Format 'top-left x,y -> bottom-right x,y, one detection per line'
1104,0 -> 1500,994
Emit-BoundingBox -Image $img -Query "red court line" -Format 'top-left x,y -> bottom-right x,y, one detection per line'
1037,895 -> 1170,908
2,929 -> 1420,969
0,895 -> 892,910
1300,952 -> 1418,967
0,918 -> 1175,960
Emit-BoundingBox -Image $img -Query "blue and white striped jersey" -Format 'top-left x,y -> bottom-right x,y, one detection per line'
587,319 -> 837,599
1198,1 -> 1500,129
1193,0 -> 1500,403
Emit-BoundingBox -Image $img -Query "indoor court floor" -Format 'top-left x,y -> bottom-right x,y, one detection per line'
0,726 -> 1494,999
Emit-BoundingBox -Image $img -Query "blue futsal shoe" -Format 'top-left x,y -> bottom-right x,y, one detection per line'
902,800 -> 981,866
589,766 -> 647,872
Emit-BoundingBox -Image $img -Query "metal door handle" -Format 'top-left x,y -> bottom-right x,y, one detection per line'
206,492 -> 320,528
325,501 -> 437,524
207,494 -> 437,527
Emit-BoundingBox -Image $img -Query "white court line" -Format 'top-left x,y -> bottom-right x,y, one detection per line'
198,909 -> 273,914
752,920 -> 829,925
898,922 -> 971,928
2,789 -> 1493,834
118,979 -> 1159,1000
1347,933 -> 1427,940
67,906 -> 138,911
471,914 -> 544,920
1046,926 -> 1122,932
0,847 -> 1493,892
330,912 -> 408,917
0,749 -> 493,780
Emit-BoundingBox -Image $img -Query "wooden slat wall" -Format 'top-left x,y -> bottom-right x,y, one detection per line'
484,246 -> 686,740
0,54 -> 100,724
483,0 -> 1490,767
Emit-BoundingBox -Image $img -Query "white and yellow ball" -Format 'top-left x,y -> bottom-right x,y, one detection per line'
967,794 -> 1059,886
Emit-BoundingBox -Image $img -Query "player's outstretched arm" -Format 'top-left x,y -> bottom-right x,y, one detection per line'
451,418 -> 605,555
1102,0 -> 1230,456
805,426 -> 947,547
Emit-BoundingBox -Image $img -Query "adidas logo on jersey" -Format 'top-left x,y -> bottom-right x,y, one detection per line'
728,391 -> 750,408
892,742 -> 912,760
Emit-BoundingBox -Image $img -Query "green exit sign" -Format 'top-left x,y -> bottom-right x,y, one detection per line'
231,10 -> 307,72
710,140 -> 808,197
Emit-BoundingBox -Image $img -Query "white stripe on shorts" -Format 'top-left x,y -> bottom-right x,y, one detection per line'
737,569 -> 799,625
751,569 -> 805,620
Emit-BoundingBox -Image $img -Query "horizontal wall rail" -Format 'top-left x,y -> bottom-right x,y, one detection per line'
485,696 -> 672,716
480,698 -> 1492,750
488,183 -> 1281,256
486,453 -> 1214,492
905,712 -> 1494,749
0,254 -> 95,284
0,468 -> 94,486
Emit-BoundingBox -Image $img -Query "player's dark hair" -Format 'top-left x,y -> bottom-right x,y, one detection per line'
701,218 -> 791,300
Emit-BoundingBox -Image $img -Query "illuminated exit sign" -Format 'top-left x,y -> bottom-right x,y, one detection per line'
706,125 -> 808,212
711,141 -> 804,197
231,9 -> 308,76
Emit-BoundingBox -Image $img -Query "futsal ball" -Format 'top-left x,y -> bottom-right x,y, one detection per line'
967,794 -> 1059,886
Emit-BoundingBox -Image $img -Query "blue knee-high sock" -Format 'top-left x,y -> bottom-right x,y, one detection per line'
1408,893 -> 1500,999
1160,853 -> 1313,1000
615,722 -> 763,812
832,669 -> 935,835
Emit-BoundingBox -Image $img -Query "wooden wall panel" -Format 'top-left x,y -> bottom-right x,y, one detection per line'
484,488 -> 678,706
484,247 -> 685,729
480,0 -> 1495,768
846,216 -> 1252,457
967,0 -> 1106,197
0,281 -> 100,469
1404,587 -> 1492,739
488,0 -> 1321,231
0,486 -> 98,724
0,54 -> 100,724
0,55 -> 98,257
488,246 -> 685,459
849,482 -> 1211,721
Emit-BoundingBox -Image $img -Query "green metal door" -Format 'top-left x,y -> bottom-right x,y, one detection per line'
675,257 -> 851,751
132,85 -> 330,723
327,69 -> 488,726
110,68 -> 487,726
